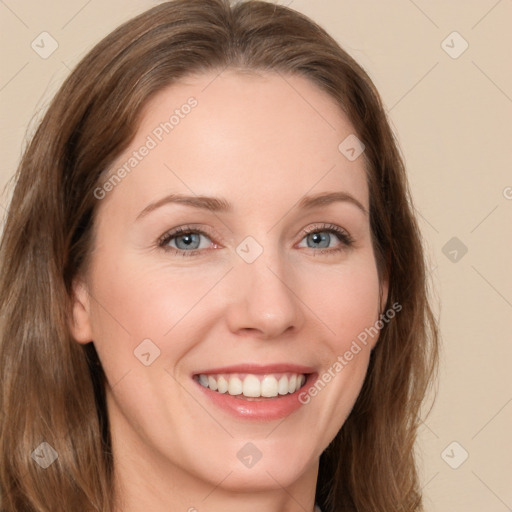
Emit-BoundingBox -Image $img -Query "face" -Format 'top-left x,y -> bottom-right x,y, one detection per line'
71,70 -> 387,502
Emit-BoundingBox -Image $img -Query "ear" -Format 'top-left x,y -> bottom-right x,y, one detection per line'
69,277 -> 93,344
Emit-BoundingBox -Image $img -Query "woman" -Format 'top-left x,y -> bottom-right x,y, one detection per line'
0,1 -> 439,511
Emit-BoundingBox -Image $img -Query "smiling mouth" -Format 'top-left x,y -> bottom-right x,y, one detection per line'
193,372 -> 309,400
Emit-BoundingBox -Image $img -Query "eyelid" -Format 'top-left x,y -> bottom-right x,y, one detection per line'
298,223 -> 354,246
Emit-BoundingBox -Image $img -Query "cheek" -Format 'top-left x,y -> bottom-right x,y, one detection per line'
85,250 -> 229,381
301,253 -> 382,348
295,254 -> 381,435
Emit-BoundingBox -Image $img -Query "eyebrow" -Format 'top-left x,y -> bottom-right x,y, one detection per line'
298,191 -> 368,216
136,190 -> 368,220
136,194 -> 232,220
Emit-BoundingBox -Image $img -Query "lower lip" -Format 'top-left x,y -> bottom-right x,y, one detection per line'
193,373 -> 317,421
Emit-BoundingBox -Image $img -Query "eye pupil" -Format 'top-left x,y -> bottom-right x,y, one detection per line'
308,232 -> 330,249
176,233 -> 200,250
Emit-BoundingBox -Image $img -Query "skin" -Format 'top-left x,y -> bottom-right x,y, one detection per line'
70,70 -> 388,512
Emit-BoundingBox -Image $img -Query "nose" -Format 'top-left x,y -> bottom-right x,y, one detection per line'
223,248 -> 305,340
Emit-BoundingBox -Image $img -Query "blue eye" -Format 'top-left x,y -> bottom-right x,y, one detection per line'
159,227 -> 213,256
158,223 -> 353,257
298,224 -> 353,252
172,232 -> 202,250
305,231 -> 333,249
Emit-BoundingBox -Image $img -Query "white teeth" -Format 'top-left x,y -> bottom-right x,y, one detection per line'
208,376 -> 218,391
242,374 -> 261,397
289,374 -> 297,392
228,376 -> 243,395
261,375 -> 278,397
217,375 -> 228,393
197,372 -> 307,398
278,376 -> 289,395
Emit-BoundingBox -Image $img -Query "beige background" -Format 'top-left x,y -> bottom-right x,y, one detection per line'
1,1 -> 511,510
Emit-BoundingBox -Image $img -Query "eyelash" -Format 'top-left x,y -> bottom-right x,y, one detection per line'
157,223 -> 354,257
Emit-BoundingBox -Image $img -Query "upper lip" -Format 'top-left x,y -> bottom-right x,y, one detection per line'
193,363 -> 316,376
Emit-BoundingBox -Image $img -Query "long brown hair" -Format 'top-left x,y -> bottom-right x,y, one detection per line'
0,1 -> 439,510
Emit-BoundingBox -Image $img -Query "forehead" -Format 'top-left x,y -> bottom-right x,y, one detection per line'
103,70 -> 368,216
